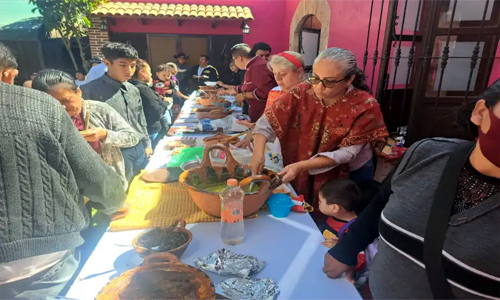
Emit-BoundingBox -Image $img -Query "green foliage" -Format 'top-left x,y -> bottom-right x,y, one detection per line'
29,0 -> 108,71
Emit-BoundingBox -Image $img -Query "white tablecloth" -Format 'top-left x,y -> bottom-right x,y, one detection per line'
65,95 -> 361,299
66,213 -> 361,299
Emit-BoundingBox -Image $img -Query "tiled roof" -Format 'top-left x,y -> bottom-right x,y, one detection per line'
92,2 -> 254,20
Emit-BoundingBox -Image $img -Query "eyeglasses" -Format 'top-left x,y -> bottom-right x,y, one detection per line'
309,76 -> 347,88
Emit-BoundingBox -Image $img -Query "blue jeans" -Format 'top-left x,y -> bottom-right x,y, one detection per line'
349,159 -> 374,184
121,143 -> 147,183
0,251 -> 79,298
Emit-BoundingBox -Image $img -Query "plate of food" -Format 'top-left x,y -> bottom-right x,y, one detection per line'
96,252 -> 215,300
204,81 -> 218,87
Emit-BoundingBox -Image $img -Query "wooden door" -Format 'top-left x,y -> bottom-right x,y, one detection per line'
148,35 -> 176,73
407,0 -> 500,142
179,36 -> 208,67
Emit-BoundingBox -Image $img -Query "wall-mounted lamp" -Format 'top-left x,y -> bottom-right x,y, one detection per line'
241,21 -> 250,34
100,19 -> 108,31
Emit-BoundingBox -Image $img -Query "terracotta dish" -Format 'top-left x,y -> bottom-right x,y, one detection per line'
194,107 -> 234,120
132,220 -> 193,258
96,252 -> 215,300
179,144 -> 281,217
199,86 -> 219,93
203,133 -> 240,146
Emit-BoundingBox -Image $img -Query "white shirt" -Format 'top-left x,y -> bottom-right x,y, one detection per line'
197,66 -> 206,77
0,251 -> 67,284
84,62 -> 107,84
75,79 -> 85,87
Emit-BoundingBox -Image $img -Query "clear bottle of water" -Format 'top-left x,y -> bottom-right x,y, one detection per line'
220,179 -> 245,245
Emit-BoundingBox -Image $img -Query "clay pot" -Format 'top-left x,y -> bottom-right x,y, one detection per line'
132,220 -> 193,258
199,97 -> 213,106
195,107 -> 233,120
203,133 -> 240,146
96,252 -> 215,300
179,144 -> 281,217
199,86 -> 219,93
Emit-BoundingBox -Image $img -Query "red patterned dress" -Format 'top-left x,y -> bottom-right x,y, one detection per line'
264,82 -> 388,205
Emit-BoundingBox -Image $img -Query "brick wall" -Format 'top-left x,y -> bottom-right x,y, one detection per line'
88,16 -> 110,57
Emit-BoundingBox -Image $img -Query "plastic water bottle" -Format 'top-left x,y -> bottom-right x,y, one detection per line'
220,179 -> 245,245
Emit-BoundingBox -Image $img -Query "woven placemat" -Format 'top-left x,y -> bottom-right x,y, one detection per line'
109,173 -> 257,232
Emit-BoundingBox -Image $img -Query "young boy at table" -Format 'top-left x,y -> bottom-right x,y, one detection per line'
81,42 -> 151,182
318,179 -> 378,289
153,63 -> 178,114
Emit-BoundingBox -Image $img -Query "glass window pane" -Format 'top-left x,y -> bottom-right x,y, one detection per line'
426,36 -> 484,94
438,0 -> 494,28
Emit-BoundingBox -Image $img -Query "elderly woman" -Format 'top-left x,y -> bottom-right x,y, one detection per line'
33,69 -> 139,190
235,51 -> 305,149
250,48 -> 388,208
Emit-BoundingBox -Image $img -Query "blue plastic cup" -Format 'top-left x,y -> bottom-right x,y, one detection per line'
267,194 -> 294,218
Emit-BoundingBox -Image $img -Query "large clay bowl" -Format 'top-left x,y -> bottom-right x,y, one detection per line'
199,86 -> 219,93
203,133 -> 240,146
179,144 -> 281,217
132,220 -> 193,258
195,107 -> 233,120
96,252 -> 215,300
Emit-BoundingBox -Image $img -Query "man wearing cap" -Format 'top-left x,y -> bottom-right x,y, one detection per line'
174,52 -> 190,95
84,57 -> 107,84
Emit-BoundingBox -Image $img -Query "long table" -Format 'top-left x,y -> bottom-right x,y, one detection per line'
65,97 -> 361,299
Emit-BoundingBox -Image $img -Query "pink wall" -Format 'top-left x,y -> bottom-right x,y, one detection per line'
109,0 -> 288,53
489,44 -> 500,86
283,0 -> 389,92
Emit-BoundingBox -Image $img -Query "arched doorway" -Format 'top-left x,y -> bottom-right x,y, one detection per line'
289,0 -> 331,61
298,15 -> 321,71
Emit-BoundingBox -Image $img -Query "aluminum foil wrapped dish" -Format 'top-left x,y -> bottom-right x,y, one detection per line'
220,278 -> 279,300
193,249 -> 265,278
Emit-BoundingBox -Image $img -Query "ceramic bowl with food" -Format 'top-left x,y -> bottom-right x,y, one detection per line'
179,144 -> 281,217
194,107 -> 233,120
203,133 -> 240,146
132,220 -> 193,258
96,252 -> 215,300
181,160 -> 201,171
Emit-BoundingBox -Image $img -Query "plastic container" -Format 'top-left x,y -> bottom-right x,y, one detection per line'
267,193 -> 294,218
220,179 -> 245,245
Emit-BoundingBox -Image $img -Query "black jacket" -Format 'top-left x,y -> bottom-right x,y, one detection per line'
228,71 -> 243,86
191,65 -> 219,85
129,79 -> 169,134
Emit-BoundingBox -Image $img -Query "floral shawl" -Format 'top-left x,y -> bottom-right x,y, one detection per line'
264,82 -> 388,205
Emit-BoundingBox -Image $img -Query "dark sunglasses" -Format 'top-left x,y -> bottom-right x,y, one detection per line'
309,76 -> 347,88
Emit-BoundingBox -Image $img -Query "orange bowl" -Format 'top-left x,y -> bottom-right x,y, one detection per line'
179,144 -> 281,217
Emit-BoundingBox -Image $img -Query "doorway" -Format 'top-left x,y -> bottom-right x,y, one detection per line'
147,35 -> 207,73
298,15 -> 321,71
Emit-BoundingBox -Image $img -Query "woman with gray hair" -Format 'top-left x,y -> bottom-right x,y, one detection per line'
250,47 -> 388,212
235,51 -> 305,148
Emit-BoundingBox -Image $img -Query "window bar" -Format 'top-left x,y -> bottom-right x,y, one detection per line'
363,0 -> 376,72
464,0 -> 490,104
388,0 -> 410,111
399,0 -> 423,127
433,0 -> 459,114
380,0 -> 399,101
370,0 -> 386,92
